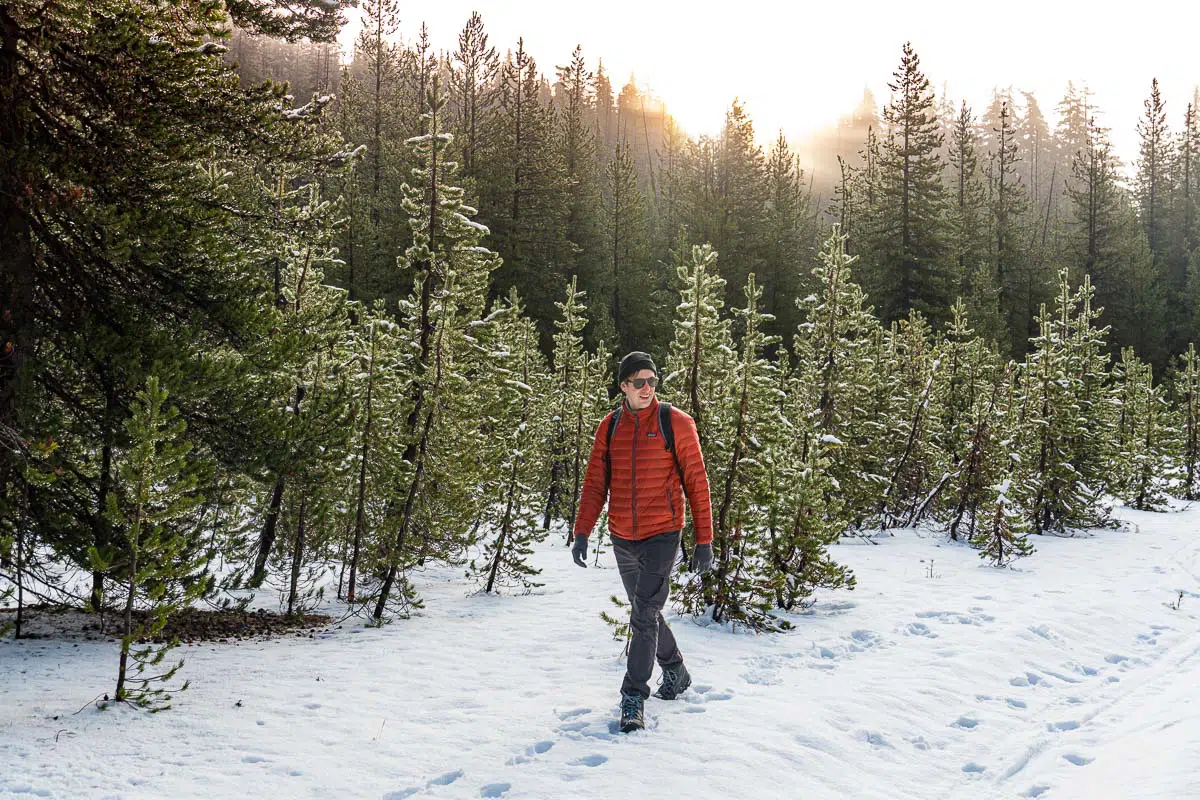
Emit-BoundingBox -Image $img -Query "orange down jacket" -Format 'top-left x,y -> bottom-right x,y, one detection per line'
573,398 -> 713,545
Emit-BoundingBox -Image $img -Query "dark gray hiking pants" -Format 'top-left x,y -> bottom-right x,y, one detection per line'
611,530 -> 683,699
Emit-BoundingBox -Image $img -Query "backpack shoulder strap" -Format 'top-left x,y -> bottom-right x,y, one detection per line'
658,401 -> 675,453
658,402 -> 688,498
603,406 -> 622,491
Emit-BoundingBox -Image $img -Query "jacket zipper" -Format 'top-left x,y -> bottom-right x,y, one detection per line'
631,410 -> 639,537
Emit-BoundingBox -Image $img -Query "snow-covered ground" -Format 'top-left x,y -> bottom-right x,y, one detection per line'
3,502 -> 1199,800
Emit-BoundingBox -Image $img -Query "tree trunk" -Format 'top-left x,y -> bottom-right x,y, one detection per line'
116,527 -> 140,701
287,497 -> 307,616
14,499 -> 23,638
712,377 -> 750,623
486,462 -> 519,593
251,474 -> 286,587
91,379 -> 118,611
348,325 -> 378,603
0,8 -> 34,546
377,115 -> 444,617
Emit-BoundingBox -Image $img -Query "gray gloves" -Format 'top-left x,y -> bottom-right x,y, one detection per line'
689,543 -> 713,574
571,535 -> 588,568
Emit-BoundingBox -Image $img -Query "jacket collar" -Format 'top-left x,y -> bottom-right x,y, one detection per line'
622,396 -> 659,425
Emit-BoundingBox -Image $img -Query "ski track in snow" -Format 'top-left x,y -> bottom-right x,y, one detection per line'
3,505 -> 1200,799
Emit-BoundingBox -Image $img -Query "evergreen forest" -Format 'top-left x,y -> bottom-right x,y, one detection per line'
4,1 -> 1200,700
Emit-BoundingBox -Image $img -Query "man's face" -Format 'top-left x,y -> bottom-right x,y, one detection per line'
621,368 -> 657,411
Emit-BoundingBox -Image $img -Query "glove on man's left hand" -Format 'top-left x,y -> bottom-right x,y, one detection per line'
571,535 -> 588,568
689,542 -> 713,574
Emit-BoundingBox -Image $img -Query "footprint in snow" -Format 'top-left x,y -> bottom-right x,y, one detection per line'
558,707 -> 590,720
1104,654 -> 1129,665
741,655 -> 782,686
383,769 -> 465,798
961,762 -> 986,774
1063,753 -> 1094,766
951,716 -> 979,730
1047,720 -> 1080,732
558,720 -> 590,733
479,782 -> 511,798
1006,698 -> 1027,709
571,755 -> 608,768
915,609 -> 994,625
1010,672 -> 1044,688
903,622 -> 938,639
430,770 -> 464,786
506,740 -> 554,766
1022,786 -> 1050,798
687,685 -> 734,702
800,600 -> 857,616
846,629 -> 888,653
857,730 -> 892,748
1028,625 -> 1058,641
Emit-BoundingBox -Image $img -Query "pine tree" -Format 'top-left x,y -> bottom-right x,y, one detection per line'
663,244 -> 732,449
792,228 -> 887,526
554,47 -> 609,347
450,12 -> 499,183
342,308 -> 406,603
1018,91 -> 1055,215
604,136 -> 658,354
544,278 -> 610,536
1066,116 -> 1166,366
374,79 -> 501,619
1054,82 -> 1094,193
480,39 -> 571,344
248,178 -> 355,590
1020,272 -> 1115,533
771,358 -> 857,610
945,102 -> 990,298
472,290 -> 551,593
763,132 -> 817,346
1175,343 -> 1200,499
680,275 -> 782,630
103,377 -> 211,710
350,0 -> 403,302
878,312 -> 942,529
1,0 -> 347,607
1136,79 -> 1173,262
971,474 -> 1034,567
868,43 -> 951,324
947,362 -> 1017,544
1111,349 -> 1177,510
1168,100 -> 1200,349
713,100 -> 768,312
990,101 -> 1030,355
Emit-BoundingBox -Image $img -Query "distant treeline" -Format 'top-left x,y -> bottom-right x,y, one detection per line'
232,12 -> 1199,375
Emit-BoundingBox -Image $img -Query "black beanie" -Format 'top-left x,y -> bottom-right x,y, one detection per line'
618,351 -> 658,383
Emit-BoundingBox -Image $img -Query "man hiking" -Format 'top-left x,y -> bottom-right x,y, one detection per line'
571,351 -> 714,733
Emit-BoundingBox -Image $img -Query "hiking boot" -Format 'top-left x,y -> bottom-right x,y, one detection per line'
653,661 -> 692,700
619,692 -> 645,733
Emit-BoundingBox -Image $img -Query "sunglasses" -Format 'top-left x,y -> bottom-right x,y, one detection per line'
626,377 -> 658,389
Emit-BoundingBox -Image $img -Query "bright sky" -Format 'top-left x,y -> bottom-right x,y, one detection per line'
339,1 -> 1200,171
